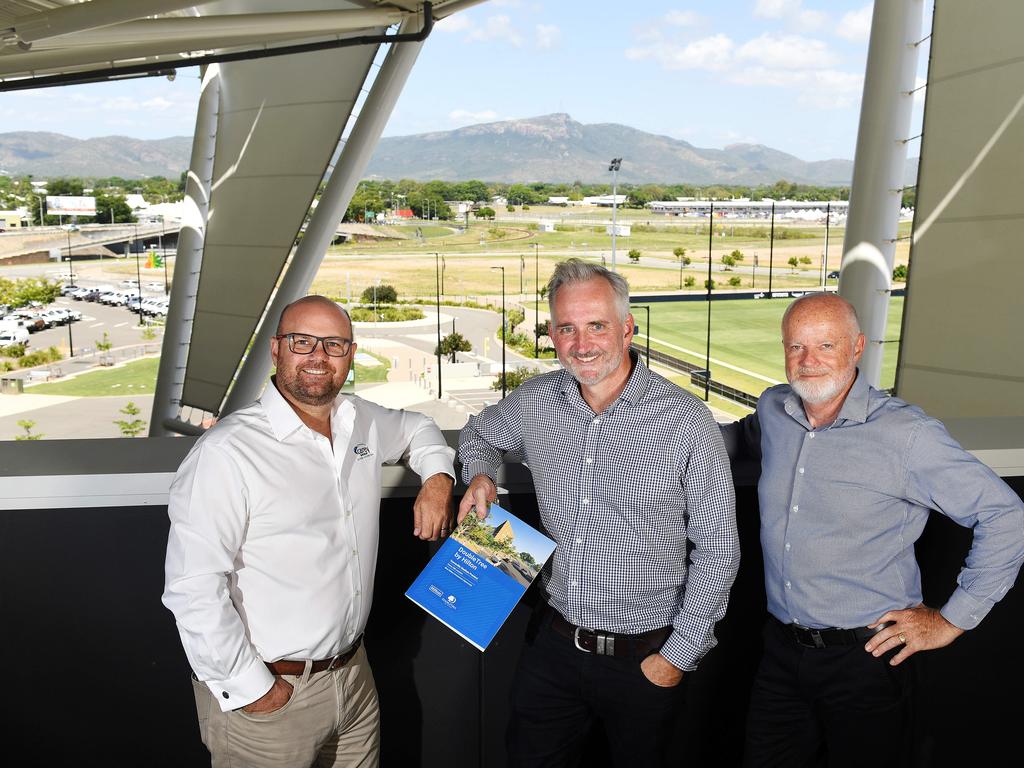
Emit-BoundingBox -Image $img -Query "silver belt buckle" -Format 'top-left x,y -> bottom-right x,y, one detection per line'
573,625 -> 594,652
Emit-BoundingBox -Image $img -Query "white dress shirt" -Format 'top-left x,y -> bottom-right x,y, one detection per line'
163,381 -> 455,710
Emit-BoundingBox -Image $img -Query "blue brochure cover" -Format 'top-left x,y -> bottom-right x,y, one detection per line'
405,503 -> 557,651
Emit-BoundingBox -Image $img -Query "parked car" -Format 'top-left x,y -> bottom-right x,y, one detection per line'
41,308 -> 69,326
119,279 -> 140,289
0,324 -> 31,346
827,270 -> 840,279
60,283 -> 80,296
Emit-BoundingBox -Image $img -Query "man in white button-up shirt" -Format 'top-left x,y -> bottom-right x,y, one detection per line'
163,295 -> 455,767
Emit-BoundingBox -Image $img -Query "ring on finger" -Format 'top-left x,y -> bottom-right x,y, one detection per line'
898,632 -> 907,644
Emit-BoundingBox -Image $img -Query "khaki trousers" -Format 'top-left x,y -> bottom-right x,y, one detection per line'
192,645 -> 380,768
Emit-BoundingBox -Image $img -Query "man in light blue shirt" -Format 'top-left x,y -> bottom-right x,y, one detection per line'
723,292 -> 1024,767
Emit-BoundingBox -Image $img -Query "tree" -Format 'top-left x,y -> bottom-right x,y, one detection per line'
15,419 -> 42,440
491,367 -> 540,392
893,264 -> 908,281
787,257 -> 799,271
684,276 -> 696,288
799,256 -> 812,265
114,401 -> 147,437
673,247 -> 690,265
730,249 -> 745,262
628,249 -> 641,264
507,308 -> 525,331
435,332 -> 472,362
360,284 -> 397,304
728,276 -> 742,287
95,192 -> 135,224
475,206 -> 496,220
534,322 -> 549,341
704,279 -> 716,290
95,331 -> 112,352
721,253 -> 736,270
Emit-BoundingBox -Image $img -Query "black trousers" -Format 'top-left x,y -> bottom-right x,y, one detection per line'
743,617 -> 918,768
507,611 -> 687,768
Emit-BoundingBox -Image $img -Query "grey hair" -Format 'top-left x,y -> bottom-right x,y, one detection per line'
782,292 -> 861,337
276,295 -> 352,335
547,258 -> 630,320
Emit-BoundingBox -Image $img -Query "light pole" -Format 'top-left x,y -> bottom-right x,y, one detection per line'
491,266 -> 506,398
704,202 -> 714,402
519,253 -> 524,295
435,252 -> 442,398
65,229 -> 74,357
608,158 -> 622,270
532,243 -> 540,357
440,255 -> 445,295
134,222 -> 144,325
768,201 -> 776,294
160,216 -> 169,295
630,304 -> 650,367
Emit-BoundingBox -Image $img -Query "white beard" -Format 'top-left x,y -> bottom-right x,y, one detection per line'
789,369 -> 851,404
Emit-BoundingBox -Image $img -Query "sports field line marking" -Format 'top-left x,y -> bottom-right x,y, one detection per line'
644,334 -> 783,385
88,322 -> 104,328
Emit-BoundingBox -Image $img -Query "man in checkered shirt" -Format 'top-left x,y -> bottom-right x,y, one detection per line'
458,258 -> 740,767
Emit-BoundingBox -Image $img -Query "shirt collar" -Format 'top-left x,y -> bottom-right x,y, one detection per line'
260,377 -> 306,441
783,367 -> 870,427
557,349 -> 649,408
260,377 -> 353,442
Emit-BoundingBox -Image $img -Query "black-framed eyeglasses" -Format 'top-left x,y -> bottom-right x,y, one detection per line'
275,333 -> 352,357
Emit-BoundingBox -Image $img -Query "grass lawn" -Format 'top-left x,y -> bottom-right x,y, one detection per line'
30,356 -> 159,395
635,297 -> 904,394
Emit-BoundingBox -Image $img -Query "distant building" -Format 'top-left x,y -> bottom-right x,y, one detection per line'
581,194 -> 628,207
492,520 -> 515,545
0,210 -> 25,229
547,196 -> 569,205
538,220 -> 556,232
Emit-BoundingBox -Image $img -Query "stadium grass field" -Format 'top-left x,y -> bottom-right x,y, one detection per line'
636,296 -> 904,396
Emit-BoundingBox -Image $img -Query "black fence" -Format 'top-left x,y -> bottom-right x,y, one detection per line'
633,343 -> 761,409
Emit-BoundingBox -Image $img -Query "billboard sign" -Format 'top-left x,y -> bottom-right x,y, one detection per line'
46,195 -> 96,216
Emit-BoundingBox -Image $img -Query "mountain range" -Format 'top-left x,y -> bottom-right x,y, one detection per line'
0,114 -> 917,186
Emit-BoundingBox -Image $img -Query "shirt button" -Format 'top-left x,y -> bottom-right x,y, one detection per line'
575,537 -> 582,544
808,433 -> 815,439
582,498 -> 589,505
570,581 -> 578,587
585,457 -> 593,464
785,581 -> 792,590
798,467 -> 804,474
792,505 -> 799,513
222,691 -> 230,699
785,542 -> 791,551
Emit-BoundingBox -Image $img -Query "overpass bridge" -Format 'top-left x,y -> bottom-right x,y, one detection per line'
0,222 -> 180,262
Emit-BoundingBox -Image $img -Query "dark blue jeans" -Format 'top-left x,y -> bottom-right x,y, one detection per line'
743,617 -> 919,768
507,612 -> 687,768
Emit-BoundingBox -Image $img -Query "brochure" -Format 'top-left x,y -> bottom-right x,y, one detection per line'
405,503 -> 557,651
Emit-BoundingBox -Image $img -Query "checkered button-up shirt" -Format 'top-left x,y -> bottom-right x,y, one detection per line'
459,353 -> 739,670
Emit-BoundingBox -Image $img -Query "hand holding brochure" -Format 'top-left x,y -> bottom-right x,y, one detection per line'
405,503 -> 556,650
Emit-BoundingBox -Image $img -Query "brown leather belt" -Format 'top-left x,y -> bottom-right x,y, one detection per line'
264,635 -> 362,676
547,608 -> 671,659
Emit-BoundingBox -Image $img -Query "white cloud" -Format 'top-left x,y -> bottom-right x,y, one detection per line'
737,33 -> 838,69
466,15 -> 524,47
837,5 -> 873,42
795,9 -> 828,32
665,11 -> 701,27
449,109 -> 499,124
437,15 -> 473,34
754,0 -> 803,20
729,68 -> 863,109
626,34 -> 735,72
535,24 -> 560,49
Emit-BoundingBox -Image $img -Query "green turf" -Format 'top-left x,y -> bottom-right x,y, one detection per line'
636,297 -> 903,394
29,356 -> 159,395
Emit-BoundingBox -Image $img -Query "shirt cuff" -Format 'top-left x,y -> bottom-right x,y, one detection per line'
205,657 -> 275,712
657,629 -> 705,672
417,453 -> 456,484
941,587 -> 992,631
461,461 -> 498,487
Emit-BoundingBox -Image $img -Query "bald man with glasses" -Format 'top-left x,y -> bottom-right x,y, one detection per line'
163,295 -> 455,768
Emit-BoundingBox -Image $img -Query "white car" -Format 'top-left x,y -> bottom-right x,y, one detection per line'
0,324 -> 30,346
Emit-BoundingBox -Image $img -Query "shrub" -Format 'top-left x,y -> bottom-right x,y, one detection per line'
628,249 -> 641,263
19,346 -> 62,368
893,264 -> 908,281
0,343 -> 26,358
684,276 -> 696,288
491,367 -> 541,392
360,284 -> 398,304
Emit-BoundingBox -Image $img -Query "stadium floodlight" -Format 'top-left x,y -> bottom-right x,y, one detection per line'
609,158 -> 622,269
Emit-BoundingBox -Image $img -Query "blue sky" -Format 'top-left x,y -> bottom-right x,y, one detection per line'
1,1 -> 931,163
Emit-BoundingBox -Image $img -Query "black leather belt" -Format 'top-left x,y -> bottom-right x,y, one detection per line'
265,635 -> 362,676
774,616 -> 888,648
547,608 -> 671,659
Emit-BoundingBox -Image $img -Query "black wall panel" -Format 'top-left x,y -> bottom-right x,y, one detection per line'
2,478 -> 1021,766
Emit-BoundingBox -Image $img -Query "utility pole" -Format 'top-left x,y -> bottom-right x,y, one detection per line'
608,158 -> 622,270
